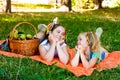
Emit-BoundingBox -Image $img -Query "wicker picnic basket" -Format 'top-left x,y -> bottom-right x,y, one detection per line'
8,22 -> 39,56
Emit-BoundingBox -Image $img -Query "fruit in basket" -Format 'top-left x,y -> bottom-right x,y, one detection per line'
18,31 -> 25,40
26,34 -> 33,40
13,30 -> 18,39
20,34 -> 26,40
9,32 -> 14,39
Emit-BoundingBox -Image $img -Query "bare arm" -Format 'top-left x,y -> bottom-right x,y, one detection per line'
56,40 -> 69,64
39,43 -> 56,62
79,45 -> 98,69
39,32 -> 56,62
80,52 -> 98,69
71,50 -> 80,67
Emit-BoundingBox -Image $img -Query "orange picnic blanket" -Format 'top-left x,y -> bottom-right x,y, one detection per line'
0,40 -> 120,77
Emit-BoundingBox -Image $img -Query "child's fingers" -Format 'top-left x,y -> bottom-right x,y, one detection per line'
60,40 -> 64,44
57,40 -> 64,45
75,46 -> 78,49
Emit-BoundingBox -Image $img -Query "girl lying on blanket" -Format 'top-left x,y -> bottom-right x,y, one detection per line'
38,22 -> 69,64
71,28 -> 109,69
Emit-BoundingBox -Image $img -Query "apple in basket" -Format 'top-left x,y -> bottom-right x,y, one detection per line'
13,30 -> 18,39
26,34 -> 33,40
20,34 -> 26,40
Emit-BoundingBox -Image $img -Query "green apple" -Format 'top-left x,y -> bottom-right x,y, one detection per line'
26,34 -> 33,40
13,30 -> 18,39
20,34 -> 26,40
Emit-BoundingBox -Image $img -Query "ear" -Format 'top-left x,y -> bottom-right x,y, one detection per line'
38,24 -> 47,32
95,27 -> 103,40
53,17 -> 58,24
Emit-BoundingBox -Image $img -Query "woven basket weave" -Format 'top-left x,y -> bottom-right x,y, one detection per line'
9,22 -> 39,56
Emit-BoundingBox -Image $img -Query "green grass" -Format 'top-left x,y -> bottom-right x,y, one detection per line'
0,9 -> 120,79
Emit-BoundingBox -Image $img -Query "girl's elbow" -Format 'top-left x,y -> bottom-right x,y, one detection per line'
46,58 -> 53,62
65,56 -> 70,64
71,59 -> 78,67
62,58 -> 69,64
63,59 -> 68,64
83,64 -> 91,69
66,56 -> 70,64
43,55 -> 53,62
84,64 -> 95,69
71,62 -> 78,67
62,61 -> 67,65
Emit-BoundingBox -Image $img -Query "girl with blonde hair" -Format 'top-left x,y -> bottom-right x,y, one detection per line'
71,28 -> 109,69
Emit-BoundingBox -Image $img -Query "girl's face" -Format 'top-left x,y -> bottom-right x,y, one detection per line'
52,26 -> 66,41
77,33 -> 88,47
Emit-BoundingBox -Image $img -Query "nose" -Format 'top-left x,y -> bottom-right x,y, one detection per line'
58,33 -> 63,39
59,34 -> 62,38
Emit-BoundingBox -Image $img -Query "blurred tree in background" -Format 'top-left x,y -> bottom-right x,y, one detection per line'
2,0 -> 11,13
61,0 -> 72,11
1,0 -> 120,13
72,0 -> 120,10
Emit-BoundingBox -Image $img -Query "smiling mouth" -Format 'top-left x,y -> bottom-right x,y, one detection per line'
55,37 -> 60,40
56,37 -> 61,40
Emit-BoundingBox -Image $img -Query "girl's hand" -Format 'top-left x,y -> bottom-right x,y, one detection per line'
75,45 -> 79,50
75,45 -> 83,55
56,39 -> 65,45
75,45 -> 81,50
79,45 -> 86,54
48,32 -> 56,44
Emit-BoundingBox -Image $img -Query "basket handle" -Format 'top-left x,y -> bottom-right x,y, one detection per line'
10,22 -> 38,39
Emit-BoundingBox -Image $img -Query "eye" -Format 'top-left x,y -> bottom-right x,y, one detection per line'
57,30 -> 61,33
78,38 -> 81,41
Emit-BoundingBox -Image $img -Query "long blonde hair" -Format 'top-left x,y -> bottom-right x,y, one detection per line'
85,32 -> 100,52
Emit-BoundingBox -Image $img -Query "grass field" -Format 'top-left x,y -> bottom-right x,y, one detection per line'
0,9 -> 120,80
